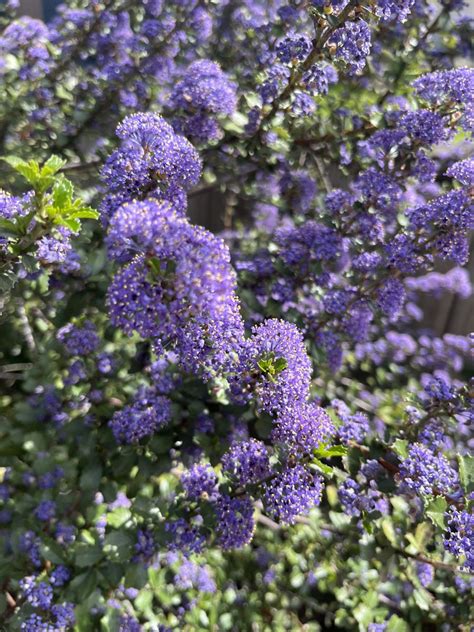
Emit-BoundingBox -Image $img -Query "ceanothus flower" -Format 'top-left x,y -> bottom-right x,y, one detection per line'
446,157 -> 474,186
222,439 -> 272,486
170,60 -> 237,142
398,444 -> 459,496
214,495 -> 255,549
235,319 -> 312,415
328,20 -> 372,75
276,34 -> 312,64
181,464 -> 218,500
56,320 -> 99,356
263,465 -> 323,524
100,113 -> 201,222
271,404 -> 334,454
109,386 -> 171,444
443,508 -> 474,572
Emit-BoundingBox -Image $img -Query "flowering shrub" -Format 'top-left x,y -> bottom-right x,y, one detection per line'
0,0 -> 473,630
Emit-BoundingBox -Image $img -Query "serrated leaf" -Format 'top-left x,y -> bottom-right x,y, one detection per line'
56,216 -> 80,232
68,208 -> 99,220
52,176 -> 74,209
42,155 -> 67,176
425,497 -> 447,530
2,156 -> 40,184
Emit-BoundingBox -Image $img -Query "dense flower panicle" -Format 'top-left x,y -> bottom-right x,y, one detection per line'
19,577 -> 53,609
106,198 -> 190,262
181,464 -> 218,500
171,60 -> 237,115
271,404 -> 334,454
0,189 -> 29,220
413,67 -> 474,105
35,500 -> 56,521
264,465 -> 323,524
399,110 -> 448,146
171,60 -> 237,142
100,113 -> 201,221
338,478 -> 362,516
237,319 -> 312,415
109,387 -> 171,444
376,278 -> 406,318
174,558 -> 216,593
214,495 -> 255,549
56,320 -> 99,356
0,17 -> 51,80
423,375 -> 456,402
222,439 -> 272,486
302,62 -> 338,95
376,0 -> 415,22
329,20 -> 372,75
446,157 -> 474,186
134,528 -> 155,563
398,444 -> 459,496
338,411 -> 370,445
443,508 -> 474,572
276,34 -> 311,64
276,221 -> 343,269
107,198 -> 245,376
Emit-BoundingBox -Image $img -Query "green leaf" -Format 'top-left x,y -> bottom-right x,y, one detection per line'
69,570 -> 98,601
425,497 -> 448,530
41,155 -> 67,176
392,439 -> 409,459
381,517 -> 398,546
311,458 -> 334,476
79,463 -> 102,491
52,176 -> 74,209
386,615 -> 409,632
0,218 -> 20,237
106,507 -> 131,529
458,455 -> 474,495
2,156 -> 40,184
56,216 -> 81,232
273,357 -> 288,373
75,543 -> 103,567
413,587 -> 433,611
314,444 -> 347,458
68,208 -> 99,220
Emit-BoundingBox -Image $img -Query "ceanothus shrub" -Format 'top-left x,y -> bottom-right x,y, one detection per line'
0,0 -> 472,630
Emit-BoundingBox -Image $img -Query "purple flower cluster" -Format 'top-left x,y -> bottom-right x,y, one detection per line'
181,464 -> 218,500
109,386 -> 171,444
398,444 -> 458,496
329,20 -> 372,75
214,495 -> 255,549
222,439 -> 272,486
100,113 -> 201,221
443,508 -> 474,572
263,465 -> 323,524
56,320 -> 99,356
170,60 -> 237,142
